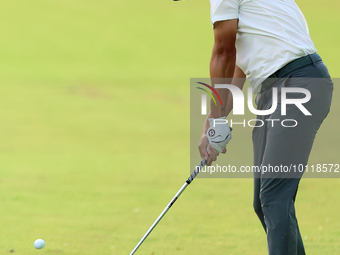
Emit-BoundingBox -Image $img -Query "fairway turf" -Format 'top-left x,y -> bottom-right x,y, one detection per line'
0,0 -> 339,254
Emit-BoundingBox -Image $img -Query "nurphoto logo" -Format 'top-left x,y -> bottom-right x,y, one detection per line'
197,83 -> 311,116
196,82 -> 313,128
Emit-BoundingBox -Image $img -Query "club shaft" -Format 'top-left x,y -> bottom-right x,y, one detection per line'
129,182 -> 189,255
129,158 -> 207,255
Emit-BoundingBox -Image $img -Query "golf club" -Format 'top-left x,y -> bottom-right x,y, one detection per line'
129,158 -> 207,255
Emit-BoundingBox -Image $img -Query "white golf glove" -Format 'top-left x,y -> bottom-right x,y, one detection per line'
206,116 -> 232,153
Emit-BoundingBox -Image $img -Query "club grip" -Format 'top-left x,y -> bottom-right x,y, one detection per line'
186,158 -> 207,184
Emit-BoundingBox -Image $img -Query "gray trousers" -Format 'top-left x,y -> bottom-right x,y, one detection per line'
252,59 -> 333,255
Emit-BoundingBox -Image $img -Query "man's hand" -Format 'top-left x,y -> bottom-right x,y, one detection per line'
199,116 -> 231,166
199,134 -> 227,166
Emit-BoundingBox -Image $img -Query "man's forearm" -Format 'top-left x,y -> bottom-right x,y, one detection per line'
209,49 -> 236,118
202,65 -> 246,136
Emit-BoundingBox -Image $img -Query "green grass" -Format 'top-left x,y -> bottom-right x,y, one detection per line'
0,0 -> 339,254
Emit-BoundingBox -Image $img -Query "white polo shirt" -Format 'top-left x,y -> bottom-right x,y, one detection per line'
210,0 -> 317,94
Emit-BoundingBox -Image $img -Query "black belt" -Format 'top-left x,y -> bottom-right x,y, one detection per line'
261,53 -> 322,92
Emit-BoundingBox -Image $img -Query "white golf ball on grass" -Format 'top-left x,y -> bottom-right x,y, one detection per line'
34,239 -> 45,249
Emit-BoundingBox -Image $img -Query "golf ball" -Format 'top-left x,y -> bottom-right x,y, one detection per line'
34,239 -> 45,249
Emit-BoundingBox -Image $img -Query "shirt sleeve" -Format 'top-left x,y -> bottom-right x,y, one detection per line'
210,0 -> 239,26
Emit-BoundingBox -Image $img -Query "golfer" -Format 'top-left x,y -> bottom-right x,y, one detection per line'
198,1 -> 333,254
